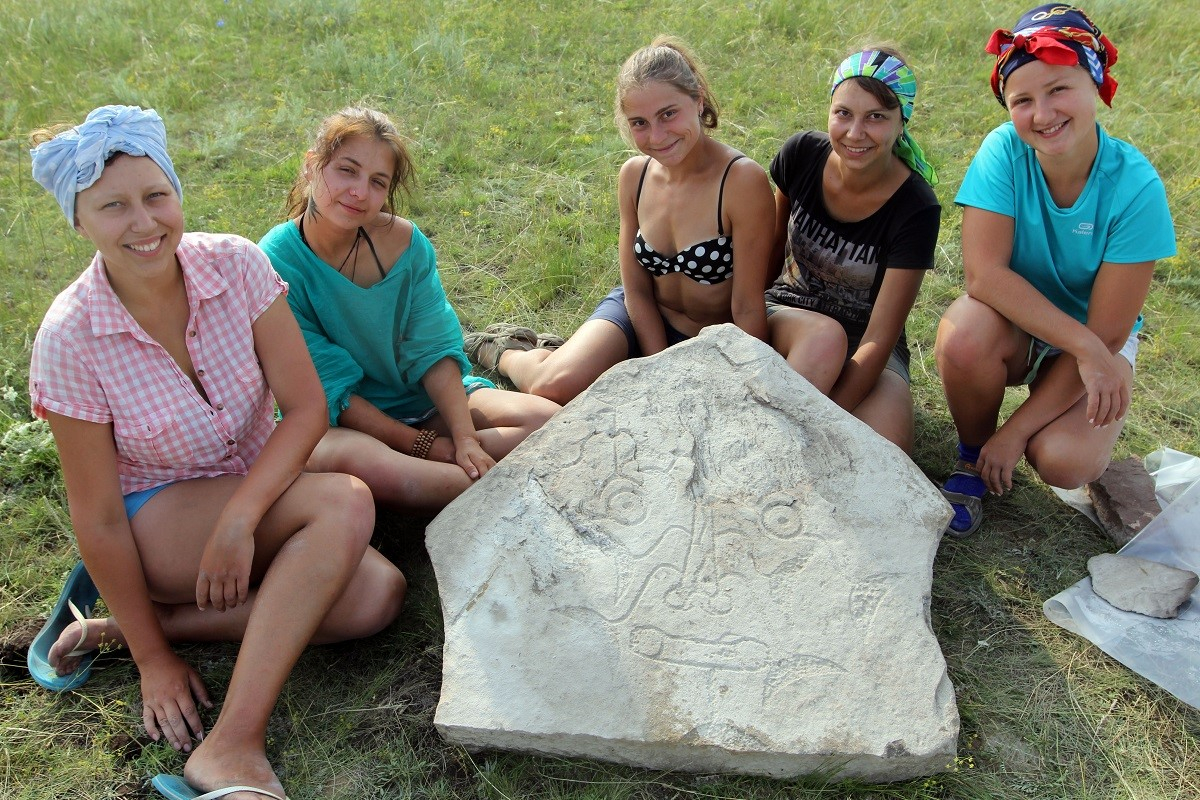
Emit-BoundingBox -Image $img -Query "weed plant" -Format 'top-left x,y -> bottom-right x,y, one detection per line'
1,1 -> 1197,798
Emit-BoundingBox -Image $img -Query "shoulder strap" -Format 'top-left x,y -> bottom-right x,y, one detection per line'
634,157 -> 652,210
716,155 -> 745,236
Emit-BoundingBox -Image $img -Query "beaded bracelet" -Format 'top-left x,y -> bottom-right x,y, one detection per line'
410,428 -> 438,460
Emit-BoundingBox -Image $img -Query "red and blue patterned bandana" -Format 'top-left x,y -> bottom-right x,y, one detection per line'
988,4 -> 1118,108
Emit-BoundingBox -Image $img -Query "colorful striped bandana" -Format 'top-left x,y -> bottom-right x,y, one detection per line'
832,50 -> 938,186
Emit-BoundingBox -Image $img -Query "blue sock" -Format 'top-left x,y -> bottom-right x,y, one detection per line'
943,442 -> 985,532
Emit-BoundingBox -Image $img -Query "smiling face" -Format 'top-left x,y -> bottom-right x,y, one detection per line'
621,80 -> 705,165
1002,59 -> 1099,161
307,135 -> 397,227
827,79 -> 904,171
73,153 -> 184,279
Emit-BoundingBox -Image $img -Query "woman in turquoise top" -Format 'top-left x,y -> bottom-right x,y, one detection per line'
260,107 -> 559,510
934,4 -> 1175,537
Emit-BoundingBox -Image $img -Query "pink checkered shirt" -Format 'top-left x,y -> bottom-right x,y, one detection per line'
30,233 -> 288,495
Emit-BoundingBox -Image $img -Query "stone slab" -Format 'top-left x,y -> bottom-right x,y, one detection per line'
427,324 -> 958,781
1089,553 -> 1199,619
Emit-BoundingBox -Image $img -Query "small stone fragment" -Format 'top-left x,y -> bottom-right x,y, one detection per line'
1086,457 -> 1160,547
1088,553 -> 1198,619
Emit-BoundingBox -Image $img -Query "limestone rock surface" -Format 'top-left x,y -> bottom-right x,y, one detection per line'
427,324 -> 958,781
1088,553 -> 1199,619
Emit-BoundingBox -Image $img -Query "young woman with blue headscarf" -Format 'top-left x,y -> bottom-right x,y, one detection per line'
27,105 -> 405,800
935,5 -> 1176,538
766,46 -> 941,453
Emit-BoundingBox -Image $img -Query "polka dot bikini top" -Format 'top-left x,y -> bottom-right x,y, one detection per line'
632,155 -> 742,285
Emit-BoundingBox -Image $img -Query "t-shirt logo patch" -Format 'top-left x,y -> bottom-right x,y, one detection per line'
1073,222 -> 1095,236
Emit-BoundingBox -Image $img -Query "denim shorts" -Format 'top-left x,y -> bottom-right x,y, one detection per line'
588,286 -> 690,358
764,300 -> 911,384
1022,328 -> 1140,384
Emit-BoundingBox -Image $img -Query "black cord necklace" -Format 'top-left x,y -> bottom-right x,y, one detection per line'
298,210 -> 386,282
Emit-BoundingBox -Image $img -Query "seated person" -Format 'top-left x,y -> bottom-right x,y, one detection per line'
766,47 -> 941,453
259,107 -> 560,512
464,36 -> 774,405
27,105 -> 405,800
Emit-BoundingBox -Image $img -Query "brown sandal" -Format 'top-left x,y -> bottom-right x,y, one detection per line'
463,323 -> 537,370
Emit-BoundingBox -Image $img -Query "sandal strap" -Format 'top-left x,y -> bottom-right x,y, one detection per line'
950,459 -> 980,477
63,599 -> 94,658
939,488 -> 984,539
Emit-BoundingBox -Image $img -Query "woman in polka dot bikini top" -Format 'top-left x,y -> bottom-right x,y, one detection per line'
464,35 -> 775,405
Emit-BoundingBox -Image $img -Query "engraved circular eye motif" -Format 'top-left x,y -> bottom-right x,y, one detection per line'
760,500 -> 802,538
600,478 -> 646,525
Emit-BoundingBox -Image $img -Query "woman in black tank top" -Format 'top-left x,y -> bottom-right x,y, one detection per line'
465,36 -> 775,405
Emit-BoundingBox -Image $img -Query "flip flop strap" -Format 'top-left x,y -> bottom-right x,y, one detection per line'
63,599 -> 93,658
191,786 -> 286,800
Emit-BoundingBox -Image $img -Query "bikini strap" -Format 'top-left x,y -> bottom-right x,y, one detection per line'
634,157 -> 652,210
357,226 -> 387,280
716,155 -> 744,236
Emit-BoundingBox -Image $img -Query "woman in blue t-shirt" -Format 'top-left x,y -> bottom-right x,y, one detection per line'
935,3 -> 1176,537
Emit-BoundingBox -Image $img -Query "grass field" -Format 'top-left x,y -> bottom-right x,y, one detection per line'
1,1 -> 1198,798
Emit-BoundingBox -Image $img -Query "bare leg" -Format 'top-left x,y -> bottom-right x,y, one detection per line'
307,426 -> 473,512
48,471 -> 399,798
497,319 -> 630,404
427,387 -> 559,459
179,471 -> 390,798
51,545 -> 404,651
767,308 -> 848,394
1025,365 -> 1131,488
934,295 -> 1029,447
850,369 -> 916,453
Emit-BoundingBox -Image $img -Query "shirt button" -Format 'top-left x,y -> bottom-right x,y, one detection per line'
215,403 -> 224,410
226,439 -> 235,446
197,369 -> 205,377
188,330 -> 197,337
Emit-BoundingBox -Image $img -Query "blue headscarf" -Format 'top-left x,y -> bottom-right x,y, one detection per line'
832,50 -> 938,186
30,105 -> 183,225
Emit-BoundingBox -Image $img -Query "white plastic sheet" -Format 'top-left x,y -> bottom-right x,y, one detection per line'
1044,456 -> 1200,709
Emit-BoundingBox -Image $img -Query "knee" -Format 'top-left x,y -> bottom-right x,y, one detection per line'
520,395 -> 562,430
803,317 -> 849,363
936,297 -> 1000,364
526,371 -> 589,406
1028,448 -> 1108,490
352,561 -> 407,638
313,475 -> 377,553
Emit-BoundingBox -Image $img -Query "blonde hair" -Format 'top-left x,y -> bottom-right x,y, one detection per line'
284,106 -> 415,219
614,36 -> 719,142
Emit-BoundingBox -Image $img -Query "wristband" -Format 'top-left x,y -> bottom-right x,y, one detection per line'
410,428 -> 438,460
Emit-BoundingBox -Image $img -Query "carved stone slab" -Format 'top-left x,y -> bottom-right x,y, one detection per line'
427,324 -> 958,781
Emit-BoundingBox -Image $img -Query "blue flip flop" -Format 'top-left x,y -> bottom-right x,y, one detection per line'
27,560 -> 100,692
151,774 -> 286,800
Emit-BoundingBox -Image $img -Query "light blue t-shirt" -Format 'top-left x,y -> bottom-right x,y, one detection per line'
956,122 -> 1175,330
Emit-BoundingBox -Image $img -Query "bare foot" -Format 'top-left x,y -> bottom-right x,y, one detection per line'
184,736 -> 286,800
47,615 -> 126,676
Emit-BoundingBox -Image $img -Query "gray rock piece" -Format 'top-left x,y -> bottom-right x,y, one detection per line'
1087,457 -> 1160,547
427,324 -> 958,782
1088,553 -> 1199,619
